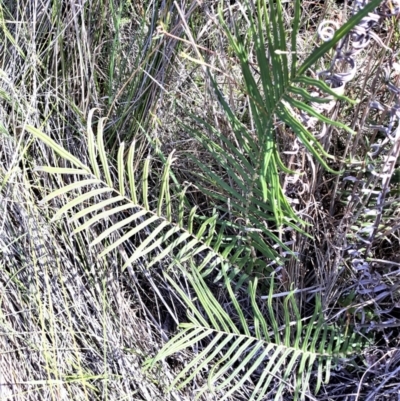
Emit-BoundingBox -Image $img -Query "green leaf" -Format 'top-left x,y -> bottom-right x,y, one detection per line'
298,0 -> 384,75
26,125 -> 90,172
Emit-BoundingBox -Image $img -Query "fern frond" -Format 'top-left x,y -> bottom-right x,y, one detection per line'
25,112 -> 251,278
181,0 -> 383,269
146,267 -> 361,401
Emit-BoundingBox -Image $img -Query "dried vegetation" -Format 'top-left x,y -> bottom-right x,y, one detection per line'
1,0 -> 400,400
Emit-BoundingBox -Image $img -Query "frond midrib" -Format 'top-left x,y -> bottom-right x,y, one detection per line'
183,321 -> 341,359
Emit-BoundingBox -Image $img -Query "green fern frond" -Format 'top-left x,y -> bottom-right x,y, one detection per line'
25,112 -> 251,277
22,1 -> 381,398
146,267 -> 362,401
181,0 -> 382,269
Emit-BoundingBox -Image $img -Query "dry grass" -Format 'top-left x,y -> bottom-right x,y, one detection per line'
0,1 -> 198,400
1,0 -> 400,400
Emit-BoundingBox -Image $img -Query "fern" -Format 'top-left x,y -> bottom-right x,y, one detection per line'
26,111 -> 365,399
24,0 -> 382,399
27,110 -> 366,399
25,115 -> 249,277
145,266 -> 363,401
180,0 -> 383,271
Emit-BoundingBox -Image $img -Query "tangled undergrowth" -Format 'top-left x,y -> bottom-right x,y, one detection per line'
1,0 -> 400,400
